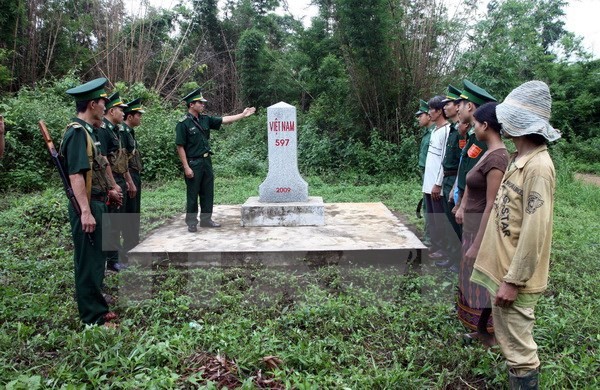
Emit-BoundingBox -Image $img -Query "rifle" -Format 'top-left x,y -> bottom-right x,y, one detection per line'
39,121 -> 94,246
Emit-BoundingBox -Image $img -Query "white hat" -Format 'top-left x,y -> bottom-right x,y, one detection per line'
496,80 -> 561,142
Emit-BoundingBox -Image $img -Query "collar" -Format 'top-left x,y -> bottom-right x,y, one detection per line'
512,144 -> 548,169
72,117 -> 94,133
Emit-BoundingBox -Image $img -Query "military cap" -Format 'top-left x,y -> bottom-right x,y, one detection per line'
105,92 -> 128,110
457,79 -> 497,106
124,98 -> 145,114
66,77 -> 109,102
415,99 -> 430,116
442,85 -> 462,103
182,88 -> 208,104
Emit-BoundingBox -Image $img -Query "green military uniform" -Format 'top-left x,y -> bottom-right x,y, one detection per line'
455,80 -> 497,196
175,89 -> 223,227
441,85 -> 467,199
97,93 -> 129,267
416,99 -> 432,245
440,85 -> 467,250
417,99 -> 433,173
61,78 -> 112,325
122,98 -> 144,252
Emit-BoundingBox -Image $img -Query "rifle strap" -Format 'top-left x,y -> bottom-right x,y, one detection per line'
66,122 -> 94,202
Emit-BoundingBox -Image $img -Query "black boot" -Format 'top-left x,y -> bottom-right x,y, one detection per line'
509,368 -> 539,390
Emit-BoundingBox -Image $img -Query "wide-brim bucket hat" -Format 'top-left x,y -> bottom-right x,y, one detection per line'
496,80 -> 561,142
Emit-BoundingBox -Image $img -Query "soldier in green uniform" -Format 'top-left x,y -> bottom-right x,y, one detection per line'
435,85 -> 468,269
61,77 -> 121,326
98,92 -> 133,272
175,88 -> 256,232
453,80 -> 497,215
416,99 -> 433,246
122,98 -> 144,253
417,99 -> 433,172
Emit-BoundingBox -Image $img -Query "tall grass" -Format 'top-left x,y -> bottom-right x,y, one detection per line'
0,162 -> 598,388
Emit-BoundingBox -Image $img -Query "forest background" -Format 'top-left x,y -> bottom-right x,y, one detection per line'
1,0 -> 600,189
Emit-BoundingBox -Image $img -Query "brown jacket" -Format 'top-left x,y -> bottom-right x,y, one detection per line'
473,145 -> 555,293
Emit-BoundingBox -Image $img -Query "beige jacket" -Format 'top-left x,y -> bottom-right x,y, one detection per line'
473,145 -> 555,293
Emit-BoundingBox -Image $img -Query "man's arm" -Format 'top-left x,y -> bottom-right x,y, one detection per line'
124,170 -> 137,199
222,107 -> 256,124
177,145 -> 194,179
69,173 -> 96,233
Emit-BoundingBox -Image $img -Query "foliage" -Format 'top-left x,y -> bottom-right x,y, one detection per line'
456,0 -> 587,99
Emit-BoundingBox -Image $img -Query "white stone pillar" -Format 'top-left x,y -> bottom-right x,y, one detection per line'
258,102 -> 308,203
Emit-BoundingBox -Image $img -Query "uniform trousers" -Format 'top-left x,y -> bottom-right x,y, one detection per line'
123,169 -> 141,253
185,157 -> 214,226
106,174 -> 127,265
69,200 -> 109,325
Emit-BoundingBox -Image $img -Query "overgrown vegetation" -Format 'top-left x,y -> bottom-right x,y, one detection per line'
1,0 -> 599,387
1,151 -> 599,387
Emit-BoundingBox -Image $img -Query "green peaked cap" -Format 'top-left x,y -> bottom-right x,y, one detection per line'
182,88 -> 208,104
66,77 -> 109,102
458,79 -> 497,106
442,84 -> 462,103
105,92 -> 128,110
415,99 -> 430,115
124,98 -> 145,114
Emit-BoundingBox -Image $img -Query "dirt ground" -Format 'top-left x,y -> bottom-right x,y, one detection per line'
575,173 -> 600,186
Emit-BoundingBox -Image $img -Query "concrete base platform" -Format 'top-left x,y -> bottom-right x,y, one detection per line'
241,196 -> 325,227
128,202 -> 426,270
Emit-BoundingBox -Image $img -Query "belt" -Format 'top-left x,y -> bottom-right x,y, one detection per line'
188,152 -> 210,162
444,170 -> 458,177
91,194 -> 107,202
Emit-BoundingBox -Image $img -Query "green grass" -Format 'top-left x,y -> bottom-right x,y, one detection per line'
0,170 -> 599,388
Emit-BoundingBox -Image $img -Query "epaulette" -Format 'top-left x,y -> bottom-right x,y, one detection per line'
66,122 -> 84,131
179,115 -> 188,123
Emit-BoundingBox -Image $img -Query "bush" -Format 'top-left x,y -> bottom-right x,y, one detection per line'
553,136 -> 600,174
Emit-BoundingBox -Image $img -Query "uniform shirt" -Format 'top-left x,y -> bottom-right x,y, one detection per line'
422,123 -> 450,194
122,122 -> 143,172
175,113 -> 223,158
472,145 -> 555,293
457,130 -> 488,192
60,118 -> 106,197
418,126 -> 434,170
97,118 -> 124,157
122,122 -> 136,154
442,123 -> 467,172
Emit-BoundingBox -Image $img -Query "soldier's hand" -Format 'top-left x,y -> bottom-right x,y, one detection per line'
184,167 -> 194,179
127,182 -> 137,199
80,210 -> 96,233
108,188 -> 123,207
243,107 -> 256,117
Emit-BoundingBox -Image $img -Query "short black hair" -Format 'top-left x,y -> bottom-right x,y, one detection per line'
524,133 -> 548,146
428,95 -> 448,119
473,102 -> 501,133
125,111 -> 141,121
75,98 -> 104,114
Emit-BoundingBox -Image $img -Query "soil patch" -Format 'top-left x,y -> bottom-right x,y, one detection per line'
575,173 -> 600,187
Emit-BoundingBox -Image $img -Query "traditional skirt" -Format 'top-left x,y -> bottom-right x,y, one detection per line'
457,230 -> 494,333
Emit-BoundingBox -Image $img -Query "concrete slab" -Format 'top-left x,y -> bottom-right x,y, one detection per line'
240,196 -> 325,227
128,202 -> 426,270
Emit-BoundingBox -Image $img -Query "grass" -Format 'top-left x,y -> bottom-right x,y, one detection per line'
0,168 -> 599,388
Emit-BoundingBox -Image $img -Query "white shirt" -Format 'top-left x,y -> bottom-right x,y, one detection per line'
422,123 -> 450,194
